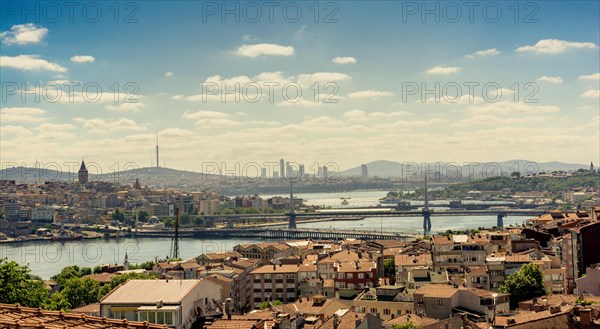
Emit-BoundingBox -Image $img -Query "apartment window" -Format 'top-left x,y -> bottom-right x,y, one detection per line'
358,273 -> 364,279
397,310 -> 402,315
275,274 -> 283,280
347,273 -> 353,279
383,309 -> 390,315
338,273 -> 345,279
437,299 -> 444,306
370,308 -> 377,314
264,274 -> 271,280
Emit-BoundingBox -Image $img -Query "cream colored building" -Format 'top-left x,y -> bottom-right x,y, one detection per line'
100,279 -> 222,329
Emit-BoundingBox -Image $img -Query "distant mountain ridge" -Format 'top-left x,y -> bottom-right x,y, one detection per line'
0,159 -> 589,185
339,159 -> 590,177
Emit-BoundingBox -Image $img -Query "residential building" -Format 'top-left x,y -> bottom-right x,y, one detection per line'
251,264 -> 299,308
100,279 -> 223,329
431,234 -> 495,273
353,286 -> 414,320
413,284 -> 509,323
576,264 -> 600,296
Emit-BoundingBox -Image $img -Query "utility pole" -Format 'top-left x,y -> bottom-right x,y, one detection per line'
171,206 -> 180,259
289,180 -> 297,229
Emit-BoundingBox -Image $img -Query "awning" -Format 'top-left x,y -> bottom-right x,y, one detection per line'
136,306 -> 180,311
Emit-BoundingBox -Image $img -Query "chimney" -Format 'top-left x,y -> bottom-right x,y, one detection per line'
580,308 -> 592,326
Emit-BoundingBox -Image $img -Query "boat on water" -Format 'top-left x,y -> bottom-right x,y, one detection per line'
379,197 -> 412,205
341,199 -> 349,205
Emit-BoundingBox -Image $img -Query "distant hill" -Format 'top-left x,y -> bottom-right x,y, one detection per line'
0,160 -> 590,191
0,166 -> 212,186
339,160 -> 590,178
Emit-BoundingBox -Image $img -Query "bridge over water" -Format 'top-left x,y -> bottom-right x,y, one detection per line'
136,227 -> 414,240
204,208 -> 546,233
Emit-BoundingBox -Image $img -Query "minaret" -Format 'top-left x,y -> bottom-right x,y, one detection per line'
156,133 -> 160,168
78,159 -> 88,184
124,252 -> 129,270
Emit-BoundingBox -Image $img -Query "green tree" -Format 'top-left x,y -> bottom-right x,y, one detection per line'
100,272 -> 158,296
384,258 -> 395,278
51,265 -> 92,287
180,213 -> 191,226
510,171 -> 521,178
54,277 -> 101,310
192,215 -> 204,226
111,208 -> 125,222
137,210 -> 149,223
0,258 -> 49,308
392,322 -> 422,329
128,261 -> 156,271
499,263 -> 547,309
259,300 -> 282,309
162,217 -> 174,228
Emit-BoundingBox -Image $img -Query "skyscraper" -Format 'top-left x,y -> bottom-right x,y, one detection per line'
279,159 -> 285,178
299,164 -> 305,178
361,164 -> 368,178
156,134 -> 160,168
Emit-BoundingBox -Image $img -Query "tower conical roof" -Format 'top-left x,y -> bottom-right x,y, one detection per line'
79,160 -> 87,172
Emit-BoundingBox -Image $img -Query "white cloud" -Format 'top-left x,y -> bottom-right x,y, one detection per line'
105,102 -> 147,112
35,123 -> 75,131
0,107 -> 47,122
0,125 -> 33,137
160,128 -> 193,137
422,95 -> 485,105
296,72 -> 351,86
0,55 -> 67,72
578,73 -> 600,81
165,71 -> 174,77
276,98 -> 327,108
346,90 -> 394,99
73,117 -> 146,133
426,66 -> 461,75
70,55 -> 95,63
233,43 -> 295,58
342,109 -> 409,121
581,90 -> 600,99
537,76 -> 563,84
464,102 -> 560,116
175,71 -> 350,102
332,56 -> 357,64
516,39 -> 598,54
182,111 -> 239,127
0,23 -> 48,45
464,48 -> 499,59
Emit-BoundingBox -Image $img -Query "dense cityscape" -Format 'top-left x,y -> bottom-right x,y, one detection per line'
1,1 -> 599,328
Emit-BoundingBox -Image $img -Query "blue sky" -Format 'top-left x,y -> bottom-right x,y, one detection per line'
1,1 -> 599,172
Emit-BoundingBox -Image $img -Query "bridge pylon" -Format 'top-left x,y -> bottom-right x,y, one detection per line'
497,213 -> 506,228
423,210 -> 432,233
288,180 -> 297,229
422,172 -> 431,234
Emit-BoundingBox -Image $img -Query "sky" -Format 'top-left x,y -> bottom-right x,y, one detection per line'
0,1 -> 599,174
